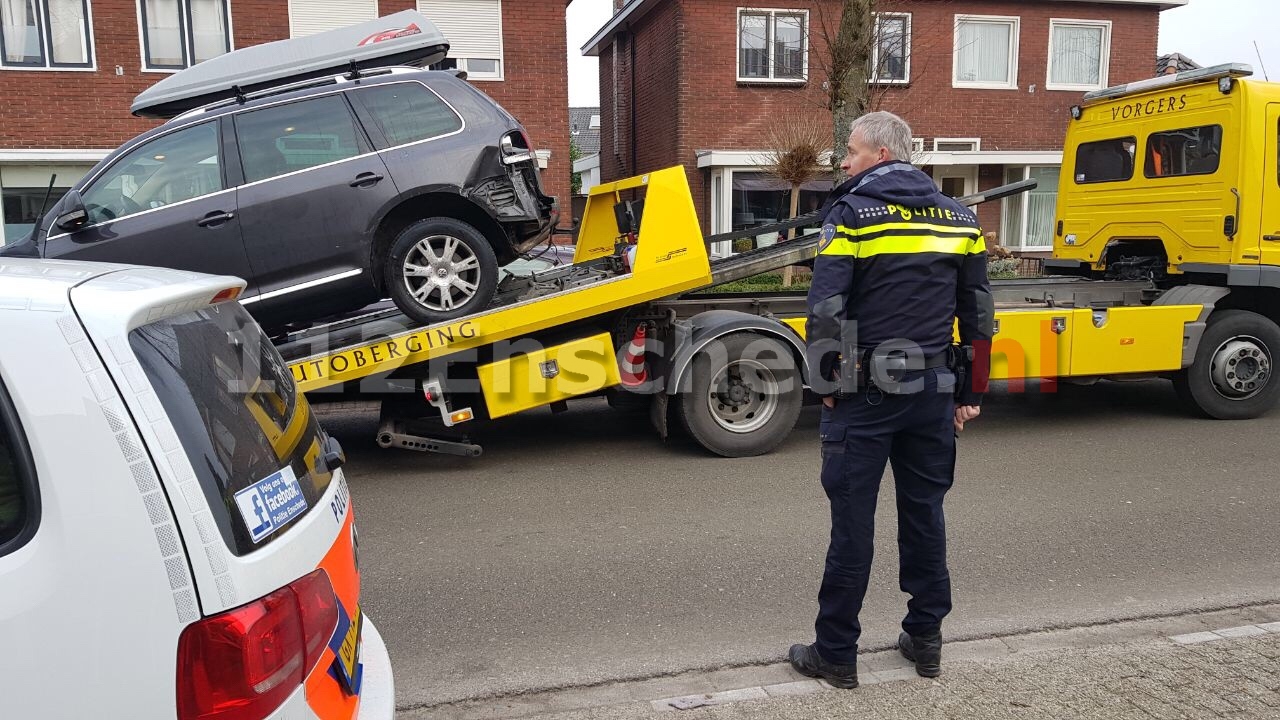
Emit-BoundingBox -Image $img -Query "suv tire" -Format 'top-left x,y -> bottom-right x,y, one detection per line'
386,217 -> 499,325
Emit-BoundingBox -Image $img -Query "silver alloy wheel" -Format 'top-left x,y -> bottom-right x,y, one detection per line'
401,234 -> 482,313
1208,334 -> 1272,400
706,358 -> 780,434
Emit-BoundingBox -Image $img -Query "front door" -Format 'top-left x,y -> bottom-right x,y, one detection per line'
44,120 -> 255,285
1261,104 -> 1280,268
231,93 -> 398,317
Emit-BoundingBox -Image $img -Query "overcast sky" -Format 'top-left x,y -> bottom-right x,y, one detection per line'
566,0 -> 1279,107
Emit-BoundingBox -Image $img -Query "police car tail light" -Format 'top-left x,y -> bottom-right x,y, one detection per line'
177,569 -> 339,720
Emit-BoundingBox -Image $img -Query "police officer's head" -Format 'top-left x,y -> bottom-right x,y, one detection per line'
841,111 -> 913,179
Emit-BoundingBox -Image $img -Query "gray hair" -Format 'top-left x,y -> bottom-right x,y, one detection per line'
849,111 -> 913,162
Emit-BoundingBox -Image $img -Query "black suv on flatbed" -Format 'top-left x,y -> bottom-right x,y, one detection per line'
0,67 -> 557,330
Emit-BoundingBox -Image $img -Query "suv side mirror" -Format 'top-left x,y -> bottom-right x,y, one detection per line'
54,191 -> 88,232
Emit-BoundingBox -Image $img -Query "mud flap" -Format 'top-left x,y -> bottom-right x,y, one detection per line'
650,393 -> 669,440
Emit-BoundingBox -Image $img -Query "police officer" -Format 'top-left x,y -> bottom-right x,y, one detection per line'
787,111 -> 993,689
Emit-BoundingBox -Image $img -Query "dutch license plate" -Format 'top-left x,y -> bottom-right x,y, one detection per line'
333,604 -> 363,696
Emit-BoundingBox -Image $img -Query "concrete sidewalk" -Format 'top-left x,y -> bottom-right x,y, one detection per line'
402,604 -> 1280,719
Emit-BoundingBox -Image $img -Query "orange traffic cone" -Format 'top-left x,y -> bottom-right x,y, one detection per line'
619,324 -> 648,386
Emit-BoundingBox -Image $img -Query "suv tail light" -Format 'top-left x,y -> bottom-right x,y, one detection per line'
177,569 -> 339,720
499,130 -> 534,165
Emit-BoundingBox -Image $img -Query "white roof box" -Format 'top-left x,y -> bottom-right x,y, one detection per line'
131,10 -> 449,119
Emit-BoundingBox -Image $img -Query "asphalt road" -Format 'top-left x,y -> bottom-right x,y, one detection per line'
317,379 -> 1280,712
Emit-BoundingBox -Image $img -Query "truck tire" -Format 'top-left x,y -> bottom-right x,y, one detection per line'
677,332 -> 803,457
385,218 -> 499,325
1174,309 -> 1280,420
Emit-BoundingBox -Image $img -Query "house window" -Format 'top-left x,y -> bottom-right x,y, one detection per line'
934,138 -> 980,152
1001,166 -> 1060,251
0,0 -> 93,69
871,12 -> 909,84
419,0 -> 503,80
140,0 -> 230,71
729,170 -> 831,250
737,8 -> 807,83
953,15 -> 1018,89
1047,19 -> 1110,90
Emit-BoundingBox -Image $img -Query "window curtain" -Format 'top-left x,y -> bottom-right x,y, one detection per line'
1050,25 -> 1101,86
1,0 -> 41,64
145,0 -> 184,66
47,0 -> 87,65
189,0 -> 228,63
956,21 -> 1010,83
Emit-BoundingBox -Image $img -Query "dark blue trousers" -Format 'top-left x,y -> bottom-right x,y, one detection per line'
814,368 -> 956,665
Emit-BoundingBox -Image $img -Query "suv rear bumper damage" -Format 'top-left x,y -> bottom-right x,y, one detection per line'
467,160 -> 557,254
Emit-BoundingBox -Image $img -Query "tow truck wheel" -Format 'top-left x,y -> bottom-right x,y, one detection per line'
1175,309 -> 1280,420
678,333 -> 803,457
386,218 -> 499,325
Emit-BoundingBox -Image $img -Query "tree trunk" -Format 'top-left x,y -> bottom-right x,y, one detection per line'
829,0 -> 876,176
782,184 -> 802,287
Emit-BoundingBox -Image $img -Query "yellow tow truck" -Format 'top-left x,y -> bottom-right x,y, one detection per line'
279,63 -> 1280,458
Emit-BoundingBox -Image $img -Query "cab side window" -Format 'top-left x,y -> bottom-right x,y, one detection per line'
80,122 -> 224,226
1074,137 -> 1136,184
351,83 -> 463,148
235,95 -> 365,183
1145,125 -> 1223,178
0,380 -> 36,554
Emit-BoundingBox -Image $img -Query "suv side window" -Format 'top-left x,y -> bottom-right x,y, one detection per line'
351,83 -> 463,148
80,122 -> 223,225
0,379 -> 36,554
235,95 -> 365,183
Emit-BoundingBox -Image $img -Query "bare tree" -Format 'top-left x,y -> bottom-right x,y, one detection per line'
760,113 -> 828,285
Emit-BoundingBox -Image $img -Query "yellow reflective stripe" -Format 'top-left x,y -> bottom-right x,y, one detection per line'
855,235 -> 973,258
968,234 -> 987,255
839,221 -> 981,238
819,236 -> 861,256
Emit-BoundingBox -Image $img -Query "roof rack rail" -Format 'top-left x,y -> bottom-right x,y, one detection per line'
1082,63 -> 1254,105
170,66 -> 411,122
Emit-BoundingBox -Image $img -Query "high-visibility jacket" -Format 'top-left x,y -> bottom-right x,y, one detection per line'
806,160 -> 994,405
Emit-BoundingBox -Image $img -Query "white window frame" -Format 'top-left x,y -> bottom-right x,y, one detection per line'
911,137 -> 925,155
418,0 -> 504,81
735,7 -> 809,84
1002,164 -> 1060,252
0,0 -> 96,72
952,14 -> 1019,90
870,11 -> 910,85
136,0 -> 234,73
1046,18 -> 1111,92
933,137 -> 981,152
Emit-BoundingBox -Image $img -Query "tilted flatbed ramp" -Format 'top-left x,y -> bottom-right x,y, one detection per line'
279,167 -> 713,392
132,10 -> 448,118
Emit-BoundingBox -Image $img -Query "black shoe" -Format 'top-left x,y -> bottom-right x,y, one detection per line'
788,643 -> 858,689
897,631 -> 942,678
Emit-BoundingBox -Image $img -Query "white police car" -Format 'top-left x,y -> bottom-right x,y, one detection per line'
0,258 -> 393,719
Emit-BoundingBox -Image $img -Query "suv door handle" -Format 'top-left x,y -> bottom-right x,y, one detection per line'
350,172 -> 384,188
197,211 -> 235,227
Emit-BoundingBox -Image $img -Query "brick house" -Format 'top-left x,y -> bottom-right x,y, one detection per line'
583,0 -> 1186,254
0,0 -> 570,246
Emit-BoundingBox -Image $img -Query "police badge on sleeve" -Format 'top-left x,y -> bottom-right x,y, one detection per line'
819,223 -> 837,252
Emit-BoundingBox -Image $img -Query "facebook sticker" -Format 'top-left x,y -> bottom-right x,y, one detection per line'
234,466 -> 309,544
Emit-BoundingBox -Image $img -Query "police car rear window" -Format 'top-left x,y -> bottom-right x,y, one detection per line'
1074,137 -> 1136,184
129,303 -> 335,556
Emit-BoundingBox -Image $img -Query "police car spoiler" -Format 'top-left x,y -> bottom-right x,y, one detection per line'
131,10 -> 449,119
